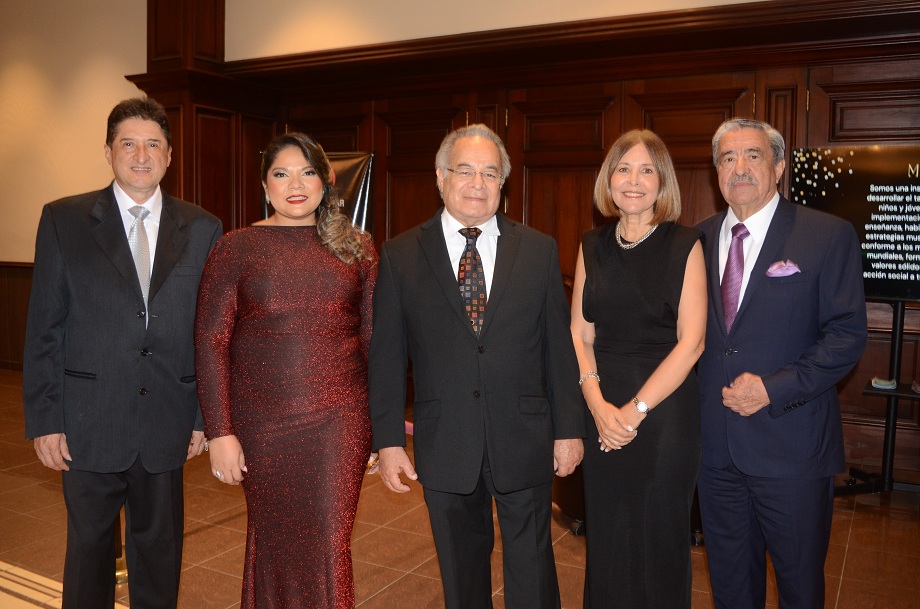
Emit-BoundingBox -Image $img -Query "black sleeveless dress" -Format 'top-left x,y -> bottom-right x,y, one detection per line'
580,221 -> 702,609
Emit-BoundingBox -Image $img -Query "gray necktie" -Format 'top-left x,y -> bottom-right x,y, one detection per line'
128,205 -> 151,304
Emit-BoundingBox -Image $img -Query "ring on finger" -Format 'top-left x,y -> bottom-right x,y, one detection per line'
214,470 -> 222,479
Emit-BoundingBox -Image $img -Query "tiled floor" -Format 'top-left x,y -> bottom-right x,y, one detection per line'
0,368 -> 918,608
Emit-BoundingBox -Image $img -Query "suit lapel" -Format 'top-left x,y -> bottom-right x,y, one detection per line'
480,213 -> 519,337
734,198 -> 795,329
704,211 -> 730,336
149,194 -> 189,303
90,186 -> 144,301
417,211 -> 472,332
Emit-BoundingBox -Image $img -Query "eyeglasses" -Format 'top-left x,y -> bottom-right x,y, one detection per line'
445,167 -> 504,185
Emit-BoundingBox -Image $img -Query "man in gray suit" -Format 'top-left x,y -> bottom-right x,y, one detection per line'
23,97 -> 222,609
369,124 -> 585,609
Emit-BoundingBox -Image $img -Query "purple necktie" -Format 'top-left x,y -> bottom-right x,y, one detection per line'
458,227 -> 486,335
721,223 -> 749,333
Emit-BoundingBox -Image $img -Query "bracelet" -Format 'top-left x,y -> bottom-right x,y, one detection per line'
579,371 -> 600,386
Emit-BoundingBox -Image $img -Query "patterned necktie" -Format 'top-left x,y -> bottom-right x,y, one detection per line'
721,222 -> 749,332
128,205 -> 151,305
458,227 -> 487,335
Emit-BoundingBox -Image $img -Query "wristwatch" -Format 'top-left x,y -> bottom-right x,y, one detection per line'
632,396 -> 650,414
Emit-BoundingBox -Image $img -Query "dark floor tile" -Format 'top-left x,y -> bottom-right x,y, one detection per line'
0,481 -> 63,515
0,471 -> 44,495
0,439 -> 39,471
0,530 -> 66,578
409,554 -> 440,580
551,530 -> 586,569
351,526 -> 437,573
691,550 -> 712,594
176,565 -> 244,609
826,542 -> 847,578
1,460 -> 62,484
380,502 -> 432,538
350,519 -> 379,543
199,543 -> 246,580
842,546 -> 920,590
354,482 -> 425,527
202,503 -> 248,533
353,559 -> 415,605
0,511 -> 64,548
182,520 -> 245,566
836,576 -> 920,609
184,486 -> 246,522
557,561 -> 584,609
356,572 -> 444,609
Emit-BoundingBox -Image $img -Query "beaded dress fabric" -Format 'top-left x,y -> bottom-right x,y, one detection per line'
195,225 -> 377,609
580,221 -> 702,609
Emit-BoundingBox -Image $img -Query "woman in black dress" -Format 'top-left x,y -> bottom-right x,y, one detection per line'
570,129 -> 707,608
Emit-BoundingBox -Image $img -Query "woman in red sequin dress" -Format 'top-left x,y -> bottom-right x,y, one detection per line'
195,132 -> 377,609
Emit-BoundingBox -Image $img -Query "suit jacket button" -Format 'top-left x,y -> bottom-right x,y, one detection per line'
724,348 -> 733,356
139,388 -> 149,395
140,348 -> 151,356
473,390 -> 480,398
478,345 -> 485,353
137,310 -> 146,318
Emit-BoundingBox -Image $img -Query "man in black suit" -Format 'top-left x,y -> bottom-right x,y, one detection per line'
369,124 -> 585,609
695,118 -> 867,609
23,97 -> 222,609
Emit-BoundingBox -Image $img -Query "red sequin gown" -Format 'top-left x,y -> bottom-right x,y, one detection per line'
195,226 -> 377,609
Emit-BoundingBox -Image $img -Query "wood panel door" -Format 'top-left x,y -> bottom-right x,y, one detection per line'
373,95 -> 472,243
238,115 -> 276,226
507,84 -> 620,287
623,73 -> 757,227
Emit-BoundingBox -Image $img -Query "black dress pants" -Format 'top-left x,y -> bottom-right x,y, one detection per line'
61,457 -> 185,609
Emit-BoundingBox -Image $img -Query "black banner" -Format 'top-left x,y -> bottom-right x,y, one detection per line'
790,146 -> 920,302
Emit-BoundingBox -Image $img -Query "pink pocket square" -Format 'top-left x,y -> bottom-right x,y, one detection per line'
766,260 -> 801,277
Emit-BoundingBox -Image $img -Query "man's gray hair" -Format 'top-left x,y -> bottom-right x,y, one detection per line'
436,124 -> 511,179
712,118 -> 785,167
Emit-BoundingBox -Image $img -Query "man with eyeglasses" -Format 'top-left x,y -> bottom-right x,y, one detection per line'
369,124 -> 585,609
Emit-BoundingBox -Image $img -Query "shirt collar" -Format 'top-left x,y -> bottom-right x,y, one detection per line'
722,192 -> 780,243
441,209 -> 501,239
112,180 -> 163,222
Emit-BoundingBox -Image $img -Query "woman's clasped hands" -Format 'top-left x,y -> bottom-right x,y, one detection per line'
594,401 -> 643,452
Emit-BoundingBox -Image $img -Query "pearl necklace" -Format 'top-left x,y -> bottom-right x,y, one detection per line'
615,222 -> 658,250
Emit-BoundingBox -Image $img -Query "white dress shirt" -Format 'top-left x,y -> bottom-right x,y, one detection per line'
113,181 -> 162,272
441,209 -> 500,298
718,192 -> 780,311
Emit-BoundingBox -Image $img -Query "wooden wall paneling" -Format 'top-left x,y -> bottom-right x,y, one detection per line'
147,0 -> 224,73
374,96 -> 470,241
624,74 -> 756,226
0,264 -> 31,370
239,116 -> 277,226
474,95 -> 503,134
285,100 -> 375,153
757,68 -> 808,198
162,105 -> 185,201
222,1 -> 920,103
506,84 -> 619,284
194,108 -> 236,229
807,60 -> 920,147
